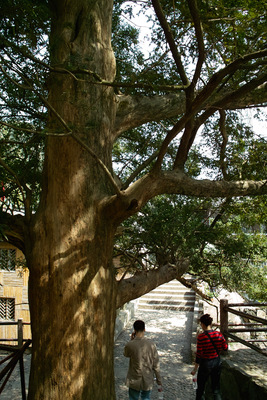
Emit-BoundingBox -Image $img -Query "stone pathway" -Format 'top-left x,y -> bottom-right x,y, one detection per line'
0,310 -> 196,399
0,349 -> 31,400
115,310 -> 195,399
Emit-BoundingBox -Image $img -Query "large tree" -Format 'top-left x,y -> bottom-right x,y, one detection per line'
0,0 -> 266,398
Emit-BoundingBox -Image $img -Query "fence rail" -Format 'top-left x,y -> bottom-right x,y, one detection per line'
220,299 -> 267,357
0,319 -> 31,399
0,318 -> 31,348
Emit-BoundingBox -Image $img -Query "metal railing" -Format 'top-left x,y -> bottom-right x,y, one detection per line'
220,299 -> 267,357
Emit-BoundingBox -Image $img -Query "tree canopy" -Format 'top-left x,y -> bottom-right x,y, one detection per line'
0,0 -> 266,295
115,194 -> 267,301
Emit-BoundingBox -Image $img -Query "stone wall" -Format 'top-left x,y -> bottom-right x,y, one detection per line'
191,295 -> 203,361
220,359 -> 267,400
203,357 -> 267,400
115,300 -> 137,340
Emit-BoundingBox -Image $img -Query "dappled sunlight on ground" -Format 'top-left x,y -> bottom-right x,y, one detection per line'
114,310 -> 196,399
0,310 -> 196,399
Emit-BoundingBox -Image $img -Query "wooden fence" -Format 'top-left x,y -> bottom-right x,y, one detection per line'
220,299 -> 267,357
0,319 -> 31,399
0,319 -> 31,348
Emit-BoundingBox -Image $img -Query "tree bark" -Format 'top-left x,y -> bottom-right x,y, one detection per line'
28,222 -> 117,399
27,1 -> 119,399
114,82 -> 267,135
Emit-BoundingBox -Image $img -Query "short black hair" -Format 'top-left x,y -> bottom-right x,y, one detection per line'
133,320 -> 145,332
200,314 -> 213,327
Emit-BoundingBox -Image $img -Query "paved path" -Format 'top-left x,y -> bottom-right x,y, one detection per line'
0,310 -> 195,399
115,310 -> 195,399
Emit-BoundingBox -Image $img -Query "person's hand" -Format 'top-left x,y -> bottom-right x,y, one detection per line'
191,367 -> 198,375
157,385 -> 163,392
130,332 -> 136,340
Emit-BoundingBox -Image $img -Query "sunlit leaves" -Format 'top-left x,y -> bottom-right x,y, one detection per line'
115,193 -> 267,301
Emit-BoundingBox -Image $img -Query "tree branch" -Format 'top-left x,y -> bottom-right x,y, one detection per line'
0,64 -> 32,90
0,121 -> 64,137
0,211 -> 25,252
177,276 -> 212,301
103,171 -> 267,224
114,82 -> 267,136
0,157 -> 28,206
189,49 -> 267,110
71,134 -> 122,197
116,260 -> 189,308
1,41 -> 188,94
151,0 -> 189,86
0,121 -> 43,135
219,110 -> 228,179
121,149 -> 159,190
5,66 -> 121,196
187,0 -> 205,88
93,78 -> 187,92
114,93 -> 186,136
153,52 -> 267,170
199,198 -> 232,256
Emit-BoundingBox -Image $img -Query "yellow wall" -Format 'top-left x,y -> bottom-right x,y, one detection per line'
0,243 -> 31,345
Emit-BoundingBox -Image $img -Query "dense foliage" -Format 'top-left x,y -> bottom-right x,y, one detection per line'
1,0 -> 266,299
110,1 -> 267,301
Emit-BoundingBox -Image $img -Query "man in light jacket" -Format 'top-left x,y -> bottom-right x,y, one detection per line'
124,320 -> 162,400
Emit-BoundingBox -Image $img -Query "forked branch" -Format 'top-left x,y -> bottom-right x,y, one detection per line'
154,53 -> 267,171
151,0 -> 189,86
187,0 -> 205,88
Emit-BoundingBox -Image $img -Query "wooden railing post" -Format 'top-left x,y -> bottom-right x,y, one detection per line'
220,299 -> 228,344
17,319 -> 23,348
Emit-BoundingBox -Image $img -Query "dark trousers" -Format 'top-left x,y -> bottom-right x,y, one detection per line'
196,357 -> 222,400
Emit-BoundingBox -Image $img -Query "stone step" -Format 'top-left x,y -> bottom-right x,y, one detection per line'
162,278 -> 195,285
137,279 -> 196,311
154,284 -> 192,289
138,304 -> 195,311
139,298 -> 195,305
138,301 -> 194,308
148,288 -> 192,294
138,298 -> 195,305
142,291 -> 195,298
147,280 -> 194,290
139,297 -> 195,304
147,288 -> 194,293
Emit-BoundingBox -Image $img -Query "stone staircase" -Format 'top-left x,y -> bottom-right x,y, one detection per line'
137,279 -> 196,312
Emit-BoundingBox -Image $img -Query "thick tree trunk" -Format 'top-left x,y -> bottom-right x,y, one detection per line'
28,222 -> 117,399
27,1 -> 119,399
